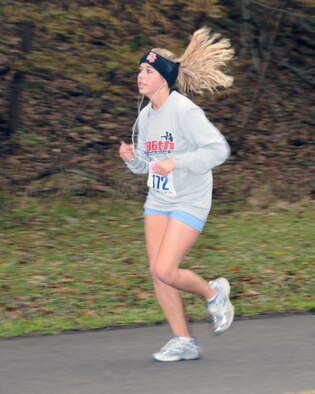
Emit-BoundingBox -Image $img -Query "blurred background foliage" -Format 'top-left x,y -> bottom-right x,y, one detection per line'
0,0 -> 314,206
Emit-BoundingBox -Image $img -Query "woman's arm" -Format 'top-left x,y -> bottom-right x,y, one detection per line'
173,107 -> 230,175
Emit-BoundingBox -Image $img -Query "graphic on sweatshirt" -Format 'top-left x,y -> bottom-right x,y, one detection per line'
146,132 -> 175,154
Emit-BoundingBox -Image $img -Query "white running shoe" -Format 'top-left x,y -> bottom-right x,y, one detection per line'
153,337 -> 200,362
207,277 -> 234,334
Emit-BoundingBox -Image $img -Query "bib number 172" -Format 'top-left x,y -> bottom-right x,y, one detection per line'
152,174 -> 169,191
147,169 -> 176,196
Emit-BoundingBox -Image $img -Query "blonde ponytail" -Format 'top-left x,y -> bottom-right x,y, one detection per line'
153,27 -> 234,95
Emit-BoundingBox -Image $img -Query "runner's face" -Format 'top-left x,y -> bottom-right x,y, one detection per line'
138,63 -> 165,99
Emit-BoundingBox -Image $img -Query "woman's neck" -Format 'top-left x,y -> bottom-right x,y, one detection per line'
150,88 -> 170,110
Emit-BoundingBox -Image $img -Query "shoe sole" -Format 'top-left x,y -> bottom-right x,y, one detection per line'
153,353 -> 200,362
214,303 -> 234,334
211,277 -> 235,334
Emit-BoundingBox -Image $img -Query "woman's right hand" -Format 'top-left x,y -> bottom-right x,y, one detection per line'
119,141 -> 135,162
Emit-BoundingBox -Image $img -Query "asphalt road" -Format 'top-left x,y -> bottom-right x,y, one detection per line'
0,314 -> 314,394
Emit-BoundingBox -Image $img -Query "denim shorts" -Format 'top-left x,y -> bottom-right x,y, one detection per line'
144,208 -> 205,233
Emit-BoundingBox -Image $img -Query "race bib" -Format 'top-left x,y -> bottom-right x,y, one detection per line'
147,168 -> 176,197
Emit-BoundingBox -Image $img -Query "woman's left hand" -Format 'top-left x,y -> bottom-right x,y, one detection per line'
152,158 -> 176,176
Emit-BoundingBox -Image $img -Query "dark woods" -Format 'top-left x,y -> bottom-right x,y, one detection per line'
0,1 -> 314,203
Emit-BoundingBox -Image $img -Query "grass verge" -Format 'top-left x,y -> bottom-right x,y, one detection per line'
0,196 -> 314,337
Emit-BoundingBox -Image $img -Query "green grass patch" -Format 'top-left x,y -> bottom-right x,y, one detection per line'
0,196 -> 314,337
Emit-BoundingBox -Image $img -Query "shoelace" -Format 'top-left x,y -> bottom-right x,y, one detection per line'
161,338 -> 178,351
161,338 -> 195,353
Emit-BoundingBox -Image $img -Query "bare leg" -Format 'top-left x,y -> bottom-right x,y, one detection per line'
145,215 -> 190,337
145,215 -> 217,338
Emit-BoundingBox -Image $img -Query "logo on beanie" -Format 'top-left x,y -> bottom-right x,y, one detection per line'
146,52 -> 157,63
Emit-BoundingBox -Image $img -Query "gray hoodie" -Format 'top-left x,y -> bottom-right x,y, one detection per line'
126,91 -> 230,220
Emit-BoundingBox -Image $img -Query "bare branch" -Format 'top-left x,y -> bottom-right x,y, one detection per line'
239,0 -> 261,71
279,61 -> 315,86
241,1 -> 289,130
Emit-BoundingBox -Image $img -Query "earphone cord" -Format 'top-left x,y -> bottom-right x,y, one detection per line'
132,83 -> 166,164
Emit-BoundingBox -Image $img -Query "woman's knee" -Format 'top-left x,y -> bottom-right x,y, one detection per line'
151,263 -> 177,286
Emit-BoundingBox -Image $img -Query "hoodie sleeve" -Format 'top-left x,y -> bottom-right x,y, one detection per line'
125,149 -> 150,174
125,112 -> 150,174
173,106 -> 230,175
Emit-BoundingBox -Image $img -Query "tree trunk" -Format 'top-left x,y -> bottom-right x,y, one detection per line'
6,20 -> 34,138
7,71 -> 24,137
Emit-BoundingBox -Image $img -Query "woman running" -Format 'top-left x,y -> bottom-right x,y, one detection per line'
120,27 -> 235,362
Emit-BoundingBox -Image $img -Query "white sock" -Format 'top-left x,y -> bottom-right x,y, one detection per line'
178,336 -> 193,342
207,291 -> 219,304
